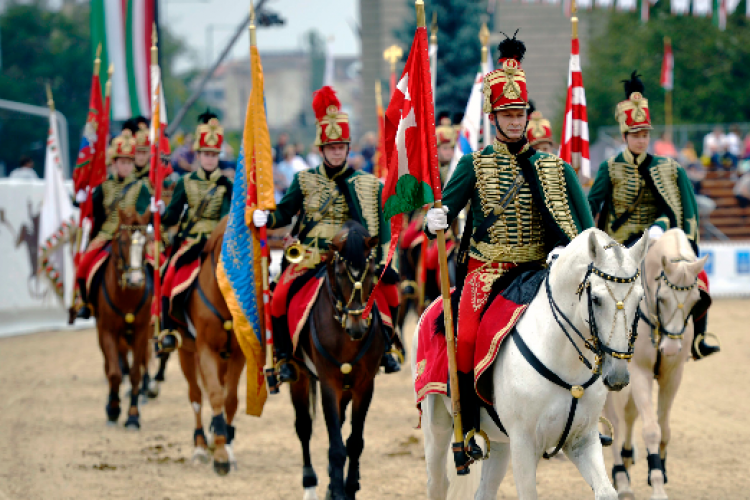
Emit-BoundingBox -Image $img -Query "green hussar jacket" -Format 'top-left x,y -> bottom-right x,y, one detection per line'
134,163 -> 175,192
91,174 -> 151,244
428,141 -> 594,263
588,150 -> 699,252
268,164 -> 390,266
162,168 -> 232,239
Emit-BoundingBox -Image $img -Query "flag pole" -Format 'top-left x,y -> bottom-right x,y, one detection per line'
480,22 -> 491,148
664,36 -> 673,142
249,2 -> 277,395
416,0 -> 465,471
374,80 -> 383,179
383,44 -> 403,98
151,25 -> 163,342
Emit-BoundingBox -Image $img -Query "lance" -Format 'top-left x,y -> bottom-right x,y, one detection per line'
150,25 -> 164,341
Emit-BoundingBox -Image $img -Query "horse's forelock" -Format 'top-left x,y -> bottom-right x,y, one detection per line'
339,221 -> 370,270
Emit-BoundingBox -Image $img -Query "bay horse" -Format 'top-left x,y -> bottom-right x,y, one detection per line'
175,217 -> 245,476
95,208 -> 152,430
604,228 -> 707,500
415,229 -> 649,500
290,221 -> 386,500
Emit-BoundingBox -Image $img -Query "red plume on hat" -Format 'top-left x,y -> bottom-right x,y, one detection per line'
312,86 -> 350,146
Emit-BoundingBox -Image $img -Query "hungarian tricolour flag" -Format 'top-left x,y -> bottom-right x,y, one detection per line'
364,16 -> 439,316
661,39 -> 674,91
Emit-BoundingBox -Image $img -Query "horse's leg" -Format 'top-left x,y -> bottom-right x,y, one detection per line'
344,382 -> 374,499
178,348 -> 208,464
197,342 -> 231,476
422,395 -> 452,500
630,366 -> 667,500
320,382 -> 347,500
223,349 -> 245,471
124,327 -> 146,430
155,352 -> 170,382
291,373 -> 318,500
475,441 -> 511,500
656,360 -> 686,490
605,392 -> 635,499
98,327 -> 122,424
508,431 -> 542,500
563,430 -> 618,500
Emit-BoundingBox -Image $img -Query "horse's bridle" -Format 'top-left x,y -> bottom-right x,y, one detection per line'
116,223 -> 148,289
639,258 -> 697,346
327,249 -> 376,331
548,255 -> 641,375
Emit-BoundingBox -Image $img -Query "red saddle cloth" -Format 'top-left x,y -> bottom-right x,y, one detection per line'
400,217 -> 425,250
76,239 -> 111,295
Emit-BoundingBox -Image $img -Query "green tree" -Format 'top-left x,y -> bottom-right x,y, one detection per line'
583,3 -> 750,141
395,0 -> 486,117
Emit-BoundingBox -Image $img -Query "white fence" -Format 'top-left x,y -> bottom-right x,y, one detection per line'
700,241 -> 750,297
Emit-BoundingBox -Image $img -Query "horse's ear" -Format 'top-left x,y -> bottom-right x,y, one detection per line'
587,230 -> 601,262
366,236 -> 379,249
688,255 -> 708,276
661,255 -> 671,274
629,230 -> 650,264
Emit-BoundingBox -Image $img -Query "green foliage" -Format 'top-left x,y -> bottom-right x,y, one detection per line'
394,0 -> 485,117
583,3 -> 750,141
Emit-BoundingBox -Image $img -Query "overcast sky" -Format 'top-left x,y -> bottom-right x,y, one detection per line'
163,0 -> 360,72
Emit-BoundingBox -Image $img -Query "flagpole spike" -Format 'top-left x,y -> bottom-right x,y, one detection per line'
430,11 -> 438,43
106,64 -> 114,97
249,1 -> 257,46
571,0 -> 579,39
93,43 -> 102,78
479,23 -> 490,64
45,82 -> 55,113
375,80 -> 383,109
416,0 -> 426,28
151,23 -> 159,63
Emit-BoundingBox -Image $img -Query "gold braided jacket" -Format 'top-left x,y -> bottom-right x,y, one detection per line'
93,174 -> 150,244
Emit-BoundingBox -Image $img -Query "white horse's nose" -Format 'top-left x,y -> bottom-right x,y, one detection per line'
659,338 -> 682,357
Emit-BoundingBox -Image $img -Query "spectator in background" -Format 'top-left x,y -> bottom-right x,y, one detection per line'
359,132 -> 377,173
733,170 -> 750,219
653,132 -> 677,158
702,126 -> 725,168
274,132 -> 289,165
679,141 -> 698,165
685,162 -> 706,195
276,144 -> 307,189
306,142 -> 322,168
348,153 -> 365,171
9,156 -> 38,179
725,125 -> 742,174
171,132 -> 195,175
743,131 -> 750,159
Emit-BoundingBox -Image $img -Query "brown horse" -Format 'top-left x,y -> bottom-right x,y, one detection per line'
175,217 -> 245,476
95,208 -> 152,429
290,221 -> 386,500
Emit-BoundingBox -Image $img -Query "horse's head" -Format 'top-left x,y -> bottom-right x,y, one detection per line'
327,221 -> 379,341
555,229 -> 648,391
115,208 -> 151,289
644,229 -> 707,357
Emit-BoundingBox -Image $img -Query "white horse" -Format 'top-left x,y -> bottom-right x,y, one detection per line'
414,228 -> 649,500
604,228 -> 707,500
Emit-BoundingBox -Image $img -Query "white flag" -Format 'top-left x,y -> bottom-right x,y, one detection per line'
482,57 -> 494,148
38,113 -> 76,303
447,70 -> 484,181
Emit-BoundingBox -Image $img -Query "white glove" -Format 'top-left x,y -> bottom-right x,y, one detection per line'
75,189 -> 87,203
425,206 -> 450,233
648,225 -> 665,241
253,209 -> 269,228
150,197 -> 166,215
546,246 -> 565,265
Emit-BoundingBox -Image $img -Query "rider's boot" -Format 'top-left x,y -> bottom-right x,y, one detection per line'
272,315 -> 297,383
76,278 -> 93,319
691,313 -> 720,360
157,297 -> 180,354
457,370 -> 484,462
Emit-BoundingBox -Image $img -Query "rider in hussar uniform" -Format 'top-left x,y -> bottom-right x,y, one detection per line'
252,86 -> 402,383
157,112 -> 232,353
75,130 -> 152,319
423,35 -> 594,460
525,104 -> 555,154
587,72 -> 718,360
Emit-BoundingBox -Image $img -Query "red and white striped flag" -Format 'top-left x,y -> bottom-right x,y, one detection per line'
661,39 -> 674,90
559,37 -> 590,179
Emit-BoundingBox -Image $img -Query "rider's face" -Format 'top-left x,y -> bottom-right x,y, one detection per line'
134,150 -> 150,167
490,108 -> 527,141
199,151 -> 220,171
114,157 -> 135,178
322,143 -> 348,167
437,143 -> 454,164
625,130 -> 650,156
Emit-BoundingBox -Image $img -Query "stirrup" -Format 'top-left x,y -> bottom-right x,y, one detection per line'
599,416 -> 615,447
693,332 -> 721,360
275,359 -> 299,384
463,428 -> 491,461
156,329 -> 182,353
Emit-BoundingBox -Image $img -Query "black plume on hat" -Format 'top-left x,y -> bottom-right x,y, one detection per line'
438,110 -> 451,121
497,29 -> 526,62
197,109 -> 218,124
527,100 -> 536,117
122,118 -> 138,134
622,71 -> 645,98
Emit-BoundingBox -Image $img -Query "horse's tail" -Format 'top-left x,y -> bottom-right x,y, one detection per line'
203,216 -> 228,261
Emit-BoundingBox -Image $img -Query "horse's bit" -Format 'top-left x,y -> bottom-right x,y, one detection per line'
328,249 -> 376,330
117,224 -> 148,289
639,259 -> 697,346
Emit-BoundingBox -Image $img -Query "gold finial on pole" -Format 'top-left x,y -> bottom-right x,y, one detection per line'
45,82 -> 55,113
430,11 -> 438,44
416,0 -> 426,28
94,43 -> 102,77
106,64 -> 114,97
383,45 -> 403,74
151,23 -> 159,64
480,22 -> 490,64
249,1 -> 257,46
375,80 -> 383,110
571,0 -> 579,40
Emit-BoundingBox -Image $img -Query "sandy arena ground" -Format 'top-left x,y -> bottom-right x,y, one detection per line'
0,300 -> 748,500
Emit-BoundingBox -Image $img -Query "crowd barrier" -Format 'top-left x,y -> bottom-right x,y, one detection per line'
700,241 -> 750,297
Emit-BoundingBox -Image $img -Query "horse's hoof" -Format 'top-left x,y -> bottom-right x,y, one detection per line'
147,381 -> 160,399
140,394 -> 149,406
618,490 -> 635,500
213,459 -> 231,476
105,406 -> 121,423
225,444 -> 238,471
124,415 -> 141,430
192,447 -> 210,465
302,487 -> 319,500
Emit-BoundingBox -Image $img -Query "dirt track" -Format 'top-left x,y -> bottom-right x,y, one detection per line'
0,300 -> 748,500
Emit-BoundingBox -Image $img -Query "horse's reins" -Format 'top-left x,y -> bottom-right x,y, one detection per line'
512,249 -> 640,459
328,249 -> 376,328
104,224 -> 151,332
638,258 -> 697,347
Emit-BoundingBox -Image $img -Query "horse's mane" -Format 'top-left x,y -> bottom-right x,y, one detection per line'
338,220 -> 371,270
